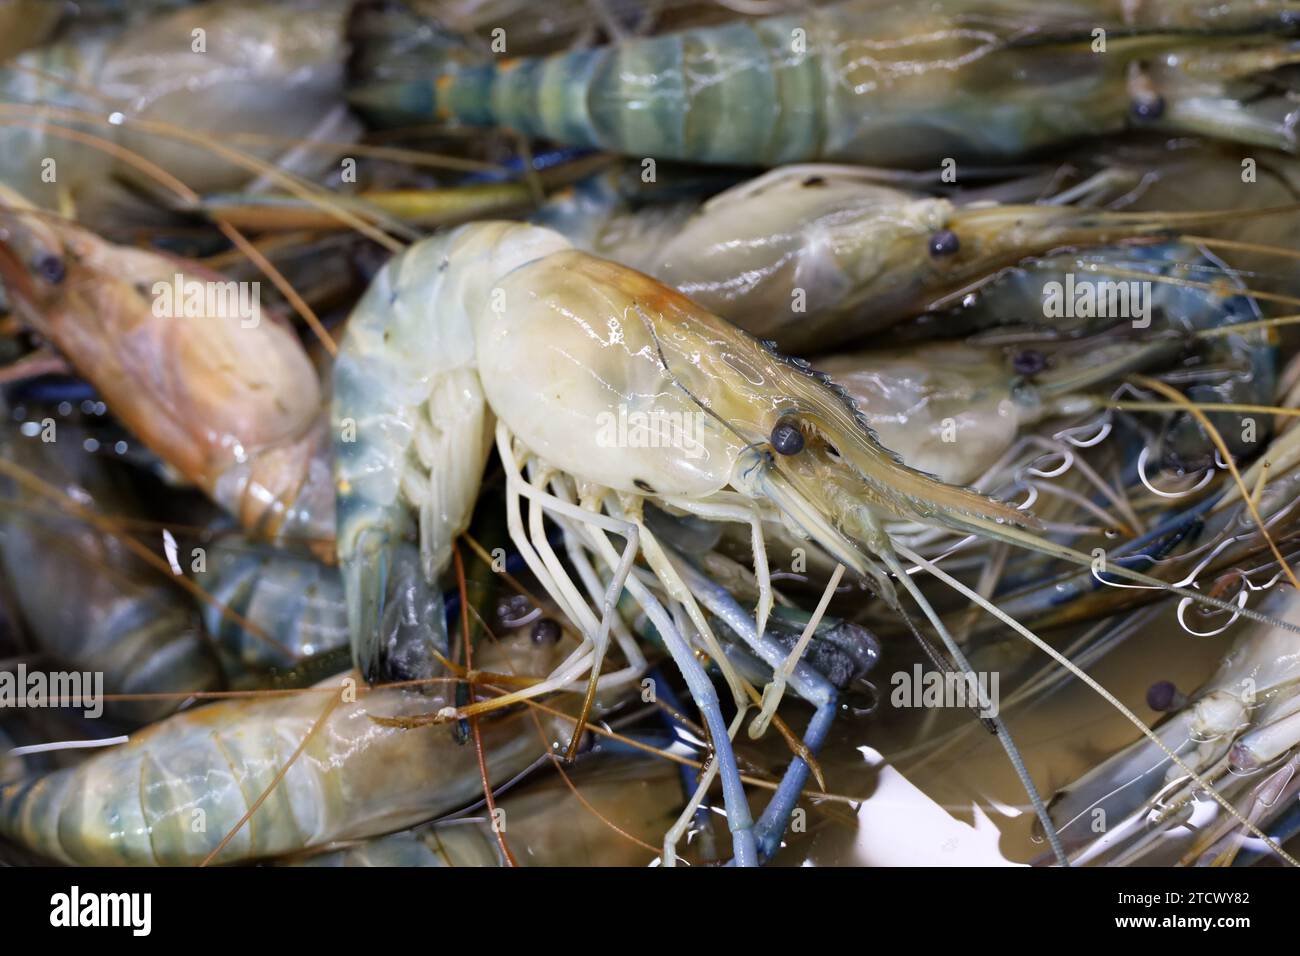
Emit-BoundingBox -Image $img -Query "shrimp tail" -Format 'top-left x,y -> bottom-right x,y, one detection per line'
332,223 -> 566,683
346,0 -> 488,128
0,771 -> 72,864
347,0 -> 816,164
340,529 -> 446,685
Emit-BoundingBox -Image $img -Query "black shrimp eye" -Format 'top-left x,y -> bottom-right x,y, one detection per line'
769,418 -> 805,456
1146,680 -> 1186,712
530,617 -> 562,645
1131,96 -> 1165,121
34,253 -> 65,285
1011,349 -> 1047,376
927,229 -> 960,258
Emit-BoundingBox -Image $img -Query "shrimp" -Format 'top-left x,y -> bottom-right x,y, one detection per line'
1040,137 -> 1300,301
814,341 -> 1125,487
907,241 -> 1274,466
538,164 -> 1292,352
0,191 -> 336,550
197,535 -> 351,688
0,0 -> 358,224
0,418 -> 222,725
868,240 -> 1284,639
1048,589 -> 1300,866
0,624 -> 570,866
349,0 -> 1300,168
286,752 -> 687,866
334,219 -> 1300,866
279,821 -> 504,866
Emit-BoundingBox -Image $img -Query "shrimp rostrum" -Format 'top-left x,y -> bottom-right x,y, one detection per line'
333,221 -> 1298,866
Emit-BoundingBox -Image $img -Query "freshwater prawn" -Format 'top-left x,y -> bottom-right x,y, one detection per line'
0,189 -> 336,549
0,622 -> 571,866
1048,588 -> 1300,865
350,0 -> 1300,168
0,0 -> 358,227
333,219 -> 1300,866
0,418 -> 222,726
539,163 -> 1299,353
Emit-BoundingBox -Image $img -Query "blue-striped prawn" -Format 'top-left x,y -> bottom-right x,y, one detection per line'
197,535 -> 351,688
350,0 -> 1300,168
0,622 -> 570,866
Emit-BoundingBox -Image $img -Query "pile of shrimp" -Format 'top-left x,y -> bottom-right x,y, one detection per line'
3,0 -> 1300,868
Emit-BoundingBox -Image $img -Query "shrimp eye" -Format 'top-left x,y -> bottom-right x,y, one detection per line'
770,418 -> 805,456
1131,96 -> 1165,121
927,229 -> 960,257
530,617 -> 562,644
1146,680 -> 1186,712
1011,349 -> 1047,376
34,253 -> 65,285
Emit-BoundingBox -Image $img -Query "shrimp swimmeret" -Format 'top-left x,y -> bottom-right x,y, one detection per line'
332,220 -> 1300,867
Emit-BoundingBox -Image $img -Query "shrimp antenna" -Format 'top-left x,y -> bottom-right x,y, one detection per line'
0,102 -> 403,256
895,541 -> 1299,867
873,545 -> 1070,866
1129,374 -> 1299,590
0,120 -> 339,356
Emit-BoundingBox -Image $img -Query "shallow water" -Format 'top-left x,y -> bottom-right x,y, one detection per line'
770,598 -> 1285,866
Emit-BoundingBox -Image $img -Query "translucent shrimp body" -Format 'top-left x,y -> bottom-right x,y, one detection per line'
1048,591 -> 1300,866
0,421 -> 221,726
815,342 -> 1096,486
544,166 -> 1263,353
350,0 -> 1300,167
0,0 -> 357,219
0,629 -> 568,866
333,219 -> 1069,865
